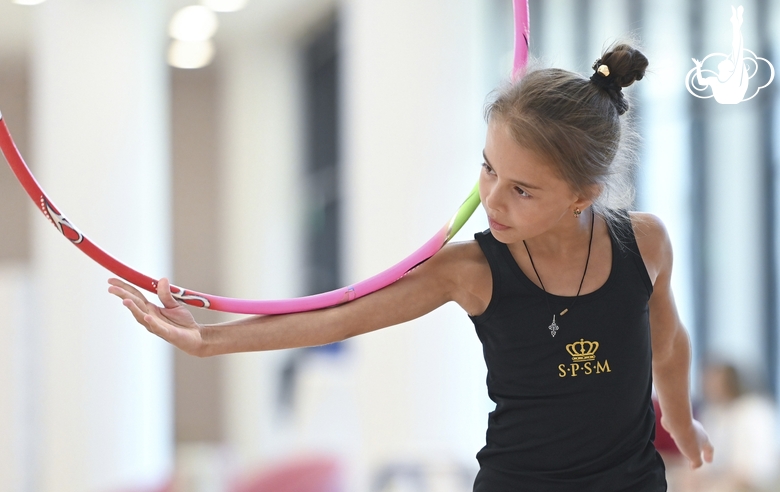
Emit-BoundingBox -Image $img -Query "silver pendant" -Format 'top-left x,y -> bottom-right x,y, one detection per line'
548,315 -> 559,337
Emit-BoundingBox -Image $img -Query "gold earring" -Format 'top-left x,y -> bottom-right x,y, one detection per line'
573,208 -> 582,218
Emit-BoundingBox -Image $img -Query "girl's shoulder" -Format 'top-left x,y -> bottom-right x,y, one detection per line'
628,211 -> 673,286
431,240 -> 492,316
437,239 -> 487,259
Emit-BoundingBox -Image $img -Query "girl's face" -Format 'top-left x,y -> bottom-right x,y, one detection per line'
479,119 -> 588,244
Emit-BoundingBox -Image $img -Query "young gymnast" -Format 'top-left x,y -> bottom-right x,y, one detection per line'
109,43 -> 713,490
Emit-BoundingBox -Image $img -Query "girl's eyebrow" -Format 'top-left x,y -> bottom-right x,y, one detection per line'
482,150 -> 542,190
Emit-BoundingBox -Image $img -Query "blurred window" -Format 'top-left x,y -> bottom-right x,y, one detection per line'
303,17 -> 341,297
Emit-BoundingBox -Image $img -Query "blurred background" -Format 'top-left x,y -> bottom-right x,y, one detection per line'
0,0 -> 778,491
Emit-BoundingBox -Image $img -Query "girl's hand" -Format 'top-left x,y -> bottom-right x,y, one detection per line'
668,418 -> 714,469
108,277 -> 206,356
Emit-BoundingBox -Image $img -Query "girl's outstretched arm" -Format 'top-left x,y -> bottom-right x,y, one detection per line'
633,213 -> 714,469
108,242 -> 487,357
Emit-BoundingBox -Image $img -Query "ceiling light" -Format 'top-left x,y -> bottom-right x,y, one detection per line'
169,6 -> 218,42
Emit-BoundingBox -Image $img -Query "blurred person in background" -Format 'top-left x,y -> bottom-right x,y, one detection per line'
683,362 -> 779,492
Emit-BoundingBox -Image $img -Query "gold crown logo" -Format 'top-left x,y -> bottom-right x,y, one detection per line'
566,339 -> 599,362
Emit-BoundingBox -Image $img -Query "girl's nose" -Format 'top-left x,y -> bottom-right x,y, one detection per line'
483,186 -> 503,213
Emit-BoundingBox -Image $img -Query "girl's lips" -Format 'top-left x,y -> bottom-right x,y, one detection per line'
489,217 -> 509,231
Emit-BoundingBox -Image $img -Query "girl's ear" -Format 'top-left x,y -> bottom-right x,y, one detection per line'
572,184 -> 602,211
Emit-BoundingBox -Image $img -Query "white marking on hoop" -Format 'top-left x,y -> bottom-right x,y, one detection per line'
41,197 -> 84,244
171,290 -> 211,308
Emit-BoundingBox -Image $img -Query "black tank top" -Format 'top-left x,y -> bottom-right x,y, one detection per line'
469,215 -> 666,491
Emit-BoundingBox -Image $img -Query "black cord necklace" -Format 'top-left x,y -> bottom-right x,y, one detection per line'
523,210 -> 595,337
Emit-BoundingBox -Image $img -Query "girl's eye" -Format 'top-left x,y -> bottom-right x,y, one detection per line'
515,187 -> 530,197
481,162 -> 495,174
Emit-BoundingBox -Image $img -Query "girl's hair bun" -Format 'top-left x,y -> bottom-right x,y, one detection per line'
590,43 -> 648,115
597,44 -> 648,89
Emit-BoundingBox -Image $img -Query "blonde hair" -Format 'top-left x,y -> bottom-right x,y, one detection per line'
485,43 -> 649,229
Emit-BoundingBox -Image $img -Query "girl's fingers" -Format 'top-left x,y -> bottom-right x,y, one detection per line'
109,277 -> 179,315
111,286 -> 150,314
108,278 -> 148,301
702,438 -> 714,463
685,447 -> 703,469
156,277 -> 181,310
123,298 -> 151,327
123,297 -> 170,339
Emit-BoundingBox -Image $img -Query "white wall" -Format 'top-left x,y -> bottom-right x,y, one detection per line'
0,265 -> 34,492
341,0 -> 490,488
28,1 -> 173,490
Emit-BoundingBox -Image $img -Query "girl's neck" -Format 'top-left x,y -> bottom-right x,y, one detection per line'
517,209 -> 597,258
